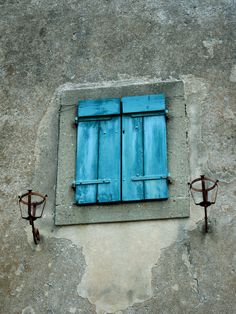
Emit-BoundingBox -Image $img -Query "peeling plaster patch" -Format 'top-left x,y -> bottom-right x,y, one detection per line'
0,67 -> 6,78
155,10 -> 170,24
229,65 -> 236,82
56,220 -> 178,313
31,0 -> 40,5
172,284 -> 179,291
16,283 -> 24,293
182,252 -> 191,273
15,263 -> 25,275
203,39 -> 222,58
181,248 -> 200,296
22,306 -> 35,314
221,204 -> 230,212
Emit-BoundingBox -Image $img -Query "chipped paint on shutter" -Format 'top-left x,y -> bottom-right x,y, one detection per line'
78,98 -> 120,117
121,94 -> 168,201
75,99 -> 121,204
97,116 -> 121,202
122,94 -> 165,114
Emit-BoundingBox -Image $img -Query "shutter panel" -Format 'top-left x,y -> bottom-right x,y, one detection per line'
75,99 -> 121,204
122,94 -> 168,201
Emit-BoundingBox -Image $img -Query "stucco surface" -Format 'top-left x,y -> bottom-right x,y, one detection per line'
0,0 -> 235,313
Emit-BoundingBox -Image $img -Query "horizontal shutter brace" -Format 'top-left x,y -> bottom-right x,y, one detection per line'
131,174 -> 170,181
72,179 -> 111,187
75,116 -> 112,124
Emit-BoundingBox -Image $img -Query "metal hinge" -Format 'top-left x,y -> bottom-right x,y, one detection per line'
74,117 -> 78,126
165,109 -> 170,120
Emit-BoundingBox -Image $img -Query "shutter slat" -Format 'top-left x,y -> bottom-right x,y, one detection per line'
122,116 -> 144,201
143,115 -> 168,199
98,117 -> 121,202
122,94 -> 165,114
75,121 -> 98,204
78,98 -> 120,117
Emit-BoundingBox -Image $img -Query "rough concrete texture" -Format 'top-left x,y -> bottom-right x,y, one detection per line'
0,1 -> 235,314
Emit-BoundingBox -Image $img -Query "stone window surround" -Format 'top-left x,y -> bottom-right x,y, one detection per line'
55,80 -> 190,225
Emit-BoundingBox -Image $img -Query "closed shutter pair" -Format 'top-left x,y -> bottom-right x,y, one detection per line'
74,94 -> 169,204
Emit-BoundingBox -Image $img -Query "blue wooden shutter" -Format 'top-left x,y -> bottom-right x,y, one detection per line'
121,94 -> 168,201
75,99 -> 121,204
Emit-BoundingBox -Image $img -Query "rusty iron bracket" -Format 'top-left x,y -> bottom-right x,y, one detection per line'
188,175 -> 218,233
18,190 -> 47,245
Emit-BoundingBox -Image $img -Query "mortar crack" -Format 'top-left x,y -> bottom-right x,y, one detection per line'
193,277 -> 199,293
184,242 -> 204,303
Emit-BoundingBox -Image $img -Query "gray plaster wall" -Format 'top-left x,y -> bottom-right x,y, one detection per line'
0,1 -> 235,314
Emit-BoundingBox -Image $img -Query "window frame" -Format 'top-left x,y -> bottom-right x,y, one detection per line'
55,81 -> 190,225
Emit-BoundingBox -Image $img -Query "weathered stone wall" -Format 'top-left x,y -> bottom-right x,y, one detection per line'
0,1 -> 235,313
